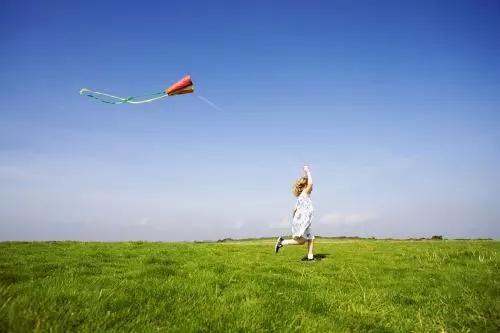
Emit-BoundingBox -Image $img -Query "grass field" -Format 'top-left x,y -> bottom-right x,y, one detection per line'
0,239 -> 499,332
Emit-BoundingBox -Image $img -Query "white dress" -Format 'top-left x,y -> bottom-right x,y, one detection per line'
292,191 -> 314,240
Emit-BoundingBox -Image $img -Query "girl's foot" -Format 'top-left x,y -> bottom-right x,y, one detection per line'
275,237 -> 284,253
307,253 -> 314,260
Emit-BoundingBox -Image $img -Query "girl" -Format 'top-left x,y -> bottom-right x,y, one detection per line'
275,165 -> 315,260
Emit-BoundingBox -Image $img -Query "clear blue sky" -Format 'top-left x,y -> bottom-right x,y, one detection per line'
1,0 -> 499,240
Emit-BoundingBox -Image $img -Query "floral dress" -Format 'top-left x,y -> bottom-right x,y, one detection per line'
292,192 -> 314,240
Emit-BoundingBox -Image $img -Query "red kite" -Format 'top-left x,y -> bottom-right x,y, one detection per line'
80,75 -> 195,104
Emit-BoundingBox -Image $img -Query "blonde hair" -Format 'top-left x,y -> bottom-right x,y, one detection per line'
292,176 -> 310,197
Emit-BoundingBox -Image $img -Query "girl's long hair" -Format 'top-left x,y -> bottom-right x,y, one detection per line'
292,176 -> 309,197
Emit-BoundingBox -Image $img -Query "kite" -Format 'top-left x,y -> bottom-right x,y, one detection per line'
79,75 -> 194,104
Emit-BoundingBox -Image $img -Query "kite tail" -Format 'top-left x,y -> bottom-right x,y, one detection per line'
79,89 -> 168,104
79,75 -> 194,105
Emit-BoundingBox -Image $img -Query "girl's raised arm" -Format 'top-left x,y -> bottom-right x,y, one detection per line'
303,165 -> 313,194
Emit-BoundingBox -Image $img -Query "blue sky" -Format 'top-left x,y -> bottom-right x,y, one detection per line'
1,0 -> 499,240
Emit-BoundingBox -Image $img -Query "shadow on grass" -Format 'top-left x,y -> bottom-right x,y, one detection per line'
301,253 -> 329,261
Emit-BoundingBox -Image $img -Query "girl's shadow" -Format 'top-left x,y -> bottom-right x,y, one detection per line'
301,253 -> 328,261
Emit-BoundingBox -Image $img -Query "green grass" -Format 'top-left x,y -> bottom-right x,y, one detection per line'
0,239 -> 499,332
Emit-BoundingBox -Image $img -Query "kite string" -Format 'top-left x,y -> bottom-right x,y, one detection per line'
197,95 -> 223,111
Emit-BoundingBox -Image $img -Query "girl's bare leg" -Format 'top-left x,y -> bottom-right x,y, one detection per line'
307,239 -> 314,259
282,237 -> 306,245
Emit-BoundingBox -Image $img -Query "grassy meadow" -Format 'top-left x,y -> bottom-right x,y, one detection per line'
0,239 -> 499,332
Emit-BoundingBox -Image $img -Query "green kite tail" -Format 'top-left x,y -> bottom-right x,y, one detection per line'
79,88 -> 168,104
79,75 -> 194,105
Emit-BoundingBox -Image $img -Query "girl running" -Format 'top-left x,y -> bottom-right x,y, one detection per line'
275,165 -> 315,260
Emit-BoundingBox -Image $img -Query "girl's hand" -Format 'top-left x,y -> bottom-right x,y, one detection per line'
304,165 -> 310,173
